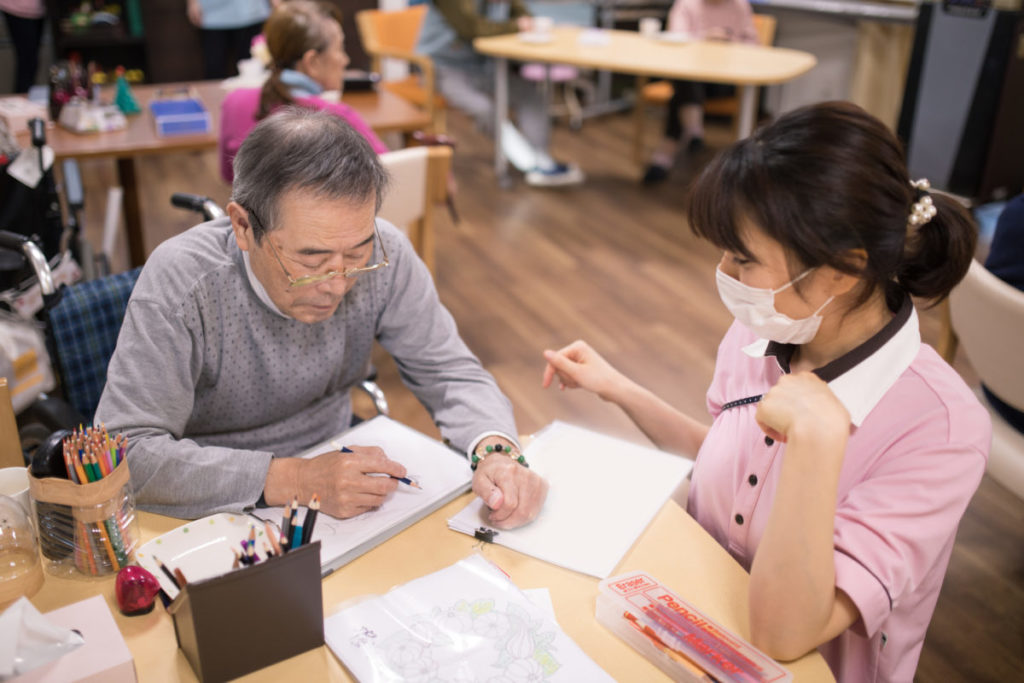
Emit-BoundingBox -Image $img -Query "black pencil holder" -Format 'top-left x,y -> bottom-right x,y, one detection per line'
167,541 -> 324,682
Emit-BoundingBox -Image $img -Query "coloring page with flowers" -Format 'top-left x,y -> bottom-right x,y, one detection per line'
324,554 -> 614,682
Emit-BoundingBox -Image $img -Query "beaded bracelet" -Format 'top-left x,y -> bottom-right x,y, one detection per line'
470,443 -> 529,471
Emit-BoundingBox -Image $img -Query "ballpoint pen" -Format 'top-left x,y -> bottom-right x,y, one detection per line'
332,441 -> 421,488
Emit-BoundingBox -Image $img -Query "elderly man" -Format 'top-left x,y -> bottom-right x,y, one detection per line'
95,108 -> 547,527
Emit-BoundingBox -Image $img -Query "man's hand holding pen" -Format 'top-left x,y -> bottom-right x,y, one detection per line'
471,437 -> 549,530
264,445 -> 407,519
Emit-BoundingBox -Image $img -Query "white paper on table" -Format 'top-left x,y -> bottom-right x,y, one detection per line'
324,554 -> 614,682
448,421 -> 693,578
252,415 -> 472,575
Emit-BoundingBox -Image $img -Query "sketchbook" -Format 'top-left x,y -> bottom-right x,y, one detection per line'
325,553 -> 615,682
448,421 -> 693,579
252,416 -> 472,576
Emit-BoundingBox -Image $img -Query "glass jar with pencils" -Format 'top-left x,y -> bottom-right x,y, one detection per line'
27,427 -> 140,578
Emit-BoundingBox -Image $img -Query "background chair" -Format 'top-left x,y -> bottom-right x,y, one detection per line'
356,5 -> 447,135
45,268 -> 143,423
1,378 -> 24,467
377,145 -> 453,275
942,259 -> 1024,501
632,14 -> 778,165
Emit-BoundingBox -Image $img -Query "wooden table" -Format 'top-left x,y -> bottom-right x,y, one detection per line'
474,27 -> 817,183
17,81 -> 431,267
28,494 -> 835,681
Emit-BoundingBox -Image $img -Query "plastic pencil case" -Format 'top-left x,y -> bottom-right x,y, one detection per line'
597,571 -> 794,683
167,541 -> 324,682
28,459 -> 140,577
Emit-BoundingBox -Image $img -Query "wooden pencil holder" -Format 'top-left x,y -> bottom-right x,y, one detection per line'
27,459 -> 140,577
167,541 -> 324,682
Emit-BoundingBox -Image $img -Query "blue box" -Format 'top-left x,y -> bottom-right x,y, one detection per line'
149,97 -> 211,137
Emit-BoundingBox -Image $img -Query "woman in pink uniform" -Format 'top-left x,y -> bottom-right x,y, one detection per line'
542,101 -> 989,682
219,0 -> 387,183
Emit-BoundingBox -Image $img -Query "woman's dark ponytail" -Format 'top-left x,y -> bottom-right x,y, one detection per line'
897,191 -> 978,302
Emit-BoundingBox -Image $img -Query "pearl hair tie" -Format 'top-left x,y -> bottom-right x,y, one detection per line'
908,178 -> 937,227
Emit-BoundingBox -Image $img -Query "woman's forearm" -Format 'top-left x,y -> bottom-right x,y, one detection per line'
747,423 -> 853,659
606,378 -> 709,457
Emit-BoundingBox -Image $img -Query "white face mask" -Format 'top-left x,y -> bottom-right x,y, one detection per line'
715,265 -> 834,344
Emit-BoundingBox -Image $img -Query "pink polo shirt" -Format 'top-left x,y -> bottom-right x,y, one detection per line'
218,88 -> 389,183
687,297 -> 989,682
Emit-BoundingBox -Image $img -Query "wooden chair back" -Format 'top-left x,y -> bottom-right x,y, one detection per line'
377,145 -> 452,274
0,378 -> 23,468
356,6 -> 446,134
948,260 -> 1024,409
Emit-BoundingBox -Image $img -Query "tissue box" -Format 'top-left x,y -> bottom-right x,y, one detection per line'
149,97 -> 211,137
12,595 -> 136,682
167,542 -> 323,682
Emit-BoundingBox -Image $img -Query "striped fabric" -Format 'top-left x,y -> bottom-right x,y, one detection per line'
47,268 -> 142,421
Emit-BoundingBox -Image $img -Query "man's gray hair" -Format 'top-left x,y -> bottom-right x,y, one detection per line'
230,107 -> 390,241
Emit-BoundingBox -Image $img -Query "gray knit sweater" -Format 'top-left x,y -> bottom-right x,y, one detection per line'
94,218 -> 515,518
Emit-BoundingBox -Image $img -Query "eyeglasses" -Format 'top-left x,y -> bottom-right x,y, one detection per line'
246,206 -> 390,289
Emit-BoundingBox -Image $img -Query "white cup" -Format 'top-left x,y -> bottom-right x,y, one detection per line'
639,17 -> 662,38
0,467 -> 30,514
532,16 -> 554,36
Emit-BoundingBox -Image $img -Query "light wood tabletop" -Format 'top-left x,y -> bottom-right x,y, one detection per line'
473,26 -> 817,182
474,26 -> 818,86
28,493 -> 835,682
16,81 -> 431,266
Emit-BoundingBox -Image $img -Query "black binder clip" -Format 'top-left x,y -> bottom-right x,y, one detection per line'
474,527 -> 498,543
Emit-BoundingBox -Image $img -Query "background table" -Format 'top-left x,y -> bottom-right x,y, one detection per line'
16,82 -> 431,266
474,27 -> 817,182
29,494 -> 835,681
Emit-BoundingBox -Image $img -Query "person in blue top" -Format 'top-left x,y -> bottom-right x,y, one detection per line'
186,0 -> 278,79
982,193 -> 1024,433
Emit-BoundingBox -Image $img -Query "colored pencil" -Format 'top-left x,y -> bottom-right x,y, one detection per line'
153,555 -> 181,589
265,521 -> 282,556
300,494 -> 320,546
173,567 -> 188,587
280,496 -> 295,552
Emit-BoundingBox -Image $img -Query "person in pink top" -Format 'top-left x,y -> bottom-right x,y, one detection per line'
643,0 -> 758,185
219,0 -> 388,183
542,101 -> 990,681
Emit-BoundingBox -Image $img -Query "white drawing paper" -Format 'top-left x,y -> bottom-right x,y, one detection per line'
448,421 -> 693,578
252,416 -> 472,574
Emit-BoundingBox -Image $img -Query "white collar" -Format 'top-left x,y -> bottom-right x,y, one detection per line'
242,250 -> 291,319
742,304 -> 921,427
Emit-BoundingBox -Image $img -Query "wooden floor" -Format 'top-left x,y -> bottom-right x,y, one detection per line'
78,107 -> 1023,681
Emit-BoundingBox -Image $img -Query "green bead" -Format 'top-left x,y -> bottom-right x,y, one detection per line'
485,445 -> 494,453
471,454 -> 480,463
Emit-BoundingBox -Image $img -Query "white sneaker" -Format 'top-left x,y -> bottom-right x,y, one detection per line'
525,163 -> 585,187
